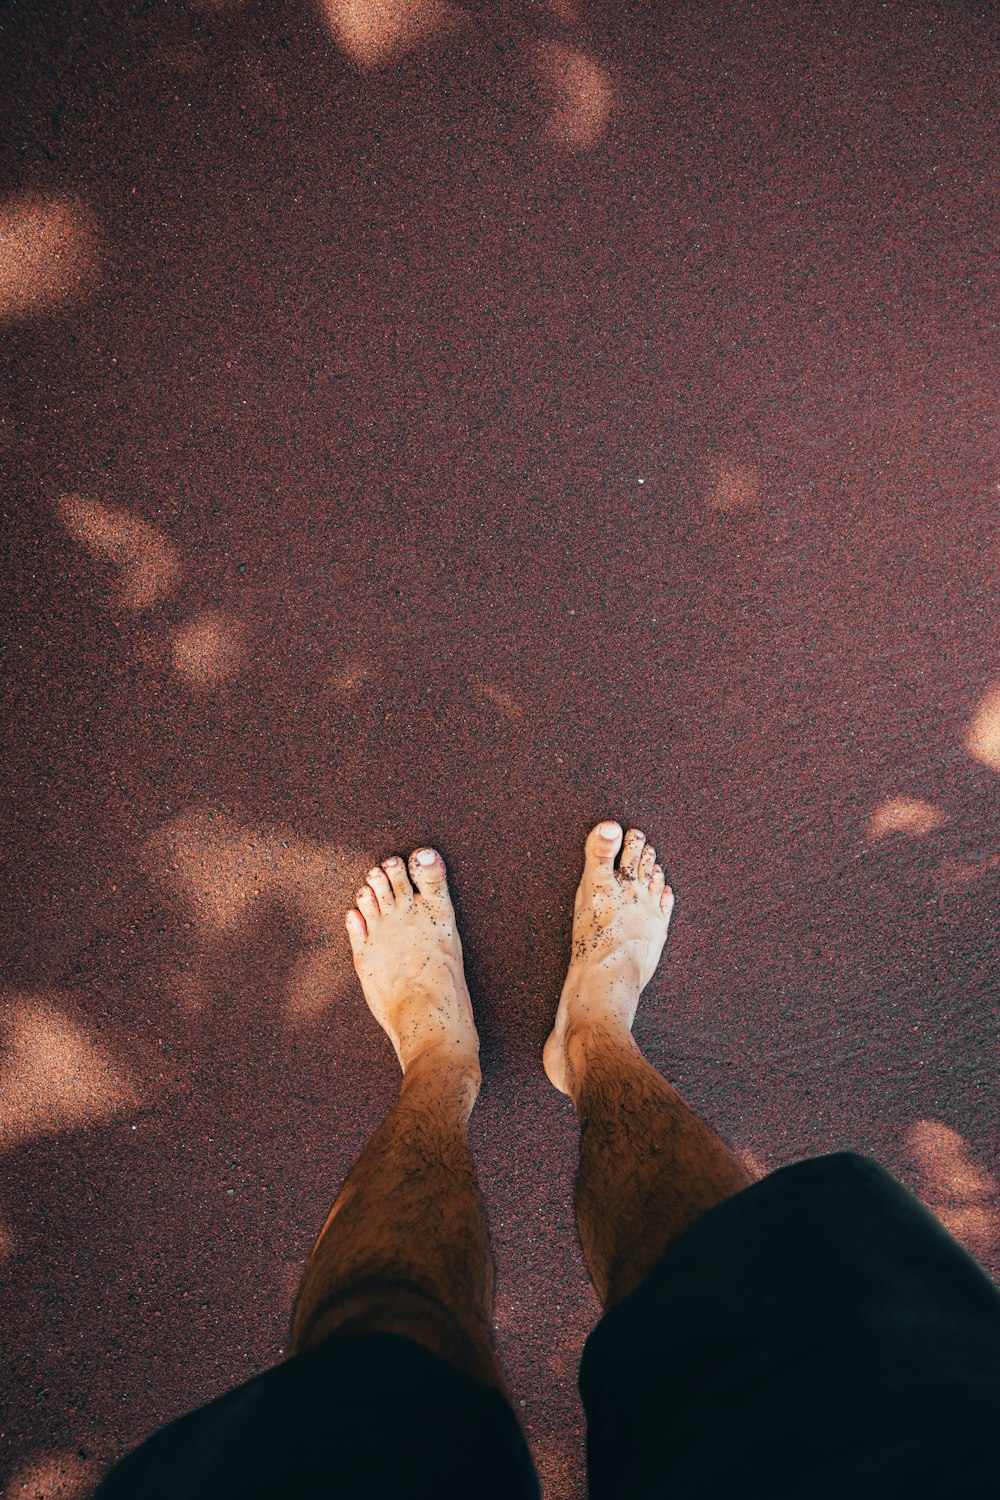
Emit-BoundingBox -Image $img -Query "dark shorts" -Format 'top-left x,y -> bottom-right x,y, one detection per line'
94,1152 -> 1000,1499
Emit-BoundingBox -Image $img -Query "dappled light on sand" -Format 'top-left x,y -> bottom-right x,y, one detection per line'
535,40 -> 613,152
933,848 -> 1000,897
705,460 -> 761,513
542,0 -> 580,20
868,796 -> 947,842
0,193 -> 99,324
4,1450 -> 99,1500
57,494 -> 182,613
145,808 -> 367,1022
965,681 -> 1000,772
285,948 -> 351,1024
318,0 -> 472,71
0,994 -> 141,1151
173,610 -> 245,689
734,1147 -> 767,1181
908,1120 -> 1000,1259
146,808 -> 353,939
474,677 -> 524,722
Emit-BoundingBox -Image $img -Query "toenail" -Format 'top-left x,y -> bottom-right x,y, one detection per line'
416,849 -> 436,864
386,857 -> 402,867
599,822 -> 620,838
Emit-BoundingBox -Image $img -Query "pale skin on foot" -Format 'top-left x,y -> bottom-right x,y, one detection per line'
344,822 -> 674,1096
543,820 -> 675,1095
346,846 -> 481,1080
290,820 -> 753,1388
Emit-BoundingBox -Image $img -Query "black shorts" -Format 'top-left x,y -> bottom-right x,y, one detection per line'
94,1152 -> 1000,1499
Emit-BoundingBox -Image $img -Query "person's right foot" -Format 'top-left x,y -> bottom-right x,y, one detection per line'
543,821 -> 674,1096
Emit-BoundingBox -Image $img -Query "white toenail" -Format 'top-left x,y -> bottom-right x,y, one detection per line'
599,822 -> 619,838
417,849 -> 436,864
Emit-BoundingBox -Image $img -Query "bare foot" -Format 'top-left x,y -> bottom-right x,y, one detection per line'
345,847 -> 480,1077
543,821 -> 675,1096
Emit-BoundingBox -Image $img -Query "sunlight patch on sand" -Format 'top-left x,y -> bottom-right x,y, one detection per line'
0,994 -> 141,1151
705,460 -> 761,513
932,848 -> 1000,896
145,808 -> 357,940
5,1451 -> 100,1500
286,948 -> 345,1024
474,678 -> 524,722
868,796 -> 947,842
0,194 -> 100,324
144,808 -> 368,1023
318,0 -> 472,71
965,680 -> 1000,772
535,40 -> 613,152
57,493 -> 182,612
908,1119 -> 999,1259
173,610 -> 245,689
734,1146 -> 768,1180
542,0 -> 580,20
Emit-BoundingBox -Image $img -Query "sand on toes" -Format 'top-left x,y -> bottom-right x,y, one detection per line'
544,821 -> 675,1096
345,845 -> 480,1074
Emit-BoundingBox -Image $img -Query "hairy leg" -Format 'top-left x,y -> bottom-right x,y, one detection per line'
290,846 -> 507,1393
546,822 -> 755,1308
568,1020 -> 753,1308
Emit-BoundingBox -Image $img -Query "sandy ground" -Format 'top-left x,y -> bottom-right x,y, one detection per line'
1,1 -> 998,1495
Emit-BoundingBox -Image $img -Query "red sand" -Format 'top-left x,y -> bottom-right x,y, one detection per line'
1,3 -> 997,1496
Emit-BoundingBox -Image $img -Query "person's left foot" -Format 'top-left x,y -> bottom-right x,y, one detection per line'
346,848 -> 480,1076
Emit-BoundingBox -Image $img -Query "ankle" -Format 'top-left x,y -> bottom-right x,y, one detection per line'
401,1040 -> 482,1098
563,1017 -> 639,1100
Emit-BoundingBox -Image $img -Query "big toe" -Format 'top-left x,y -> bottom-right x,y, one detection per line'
409,846 -> 450,899
584,820 -> 623,878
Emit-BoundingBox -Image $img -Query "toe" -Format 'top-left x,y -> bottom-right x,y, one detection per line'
639,843 -> 656,883
651,862 -> 666,893
356,885 -> 380,924
661,882 -> 675,916
585,821 -> 623,878
409,847 -> 448,899
619,828 -> 646,878
345,907 -> 368,951
382,856 -> 413,902
366,865 -> 394,914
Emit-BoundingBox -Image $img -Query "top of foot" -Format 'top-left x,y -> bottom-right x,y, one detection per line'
345,847 -> 479,1076
568,821 -> 674,988
544,821 -> 674,1095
